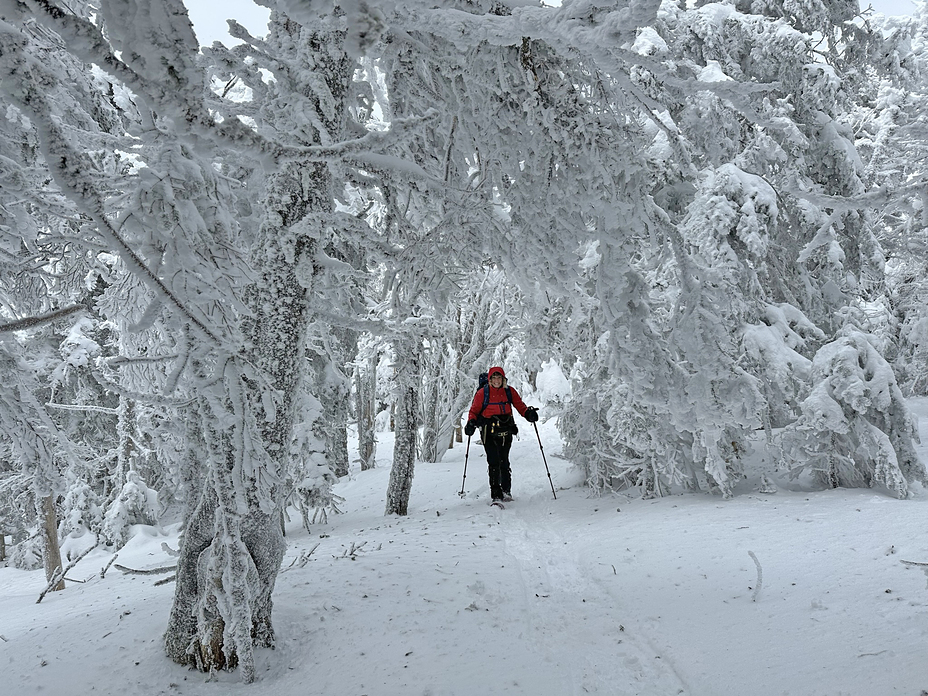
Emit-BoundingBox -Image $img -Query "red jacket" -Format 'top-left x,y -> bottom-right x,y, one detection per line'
467,366 -> 528,422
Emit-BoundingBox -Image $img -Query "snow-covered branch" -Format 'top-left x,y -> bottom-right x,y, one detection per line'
45,402 -> 120,416
0,33 -> 227,346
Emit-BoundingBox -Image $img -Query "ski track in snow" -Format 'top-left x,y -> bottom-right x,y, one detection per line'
499,501 -> 688,695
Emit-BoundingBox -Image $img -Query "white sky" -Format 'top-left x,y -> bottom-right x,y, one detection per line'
184,0 -> 919,47
185,0 -> 270,46
865,0 -> 919,16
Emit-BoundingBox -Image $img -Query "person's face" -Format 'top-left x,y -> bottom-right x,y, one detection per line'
489,373 -> 503,386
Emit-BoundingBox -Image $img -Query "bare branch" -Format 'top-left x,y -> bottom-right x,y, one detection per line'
36,542 -> 99,603
0,304 -> 86,333
90,370 -> 194,409
114,563 -> 176,575
105,354 -> 180,367
281,544 -> 320,572
100,553 -> 119,579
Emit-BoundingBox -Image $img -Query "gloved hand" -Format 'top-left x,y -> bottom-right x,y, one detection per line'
464,419 -> 477,436
524,406 -> 538,423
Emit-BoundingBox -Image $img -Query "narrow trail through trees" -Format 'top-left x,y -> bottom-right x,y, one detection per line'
498,504 -> 690,695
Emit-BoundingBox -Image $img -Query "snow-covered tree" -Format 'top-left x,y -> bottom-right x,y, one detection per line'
779,330 -> 925,497
163,7 -> 358,677
419,269 -> 522,463
0,0 -> 390,678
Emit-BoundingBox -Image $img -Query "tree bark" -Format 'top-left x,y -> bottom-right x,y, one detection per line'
356,355 -> 377,471
419,361 -> 441,462
386,340 -> 420,516
310,351 -> 351,478
40,495 -> 65,592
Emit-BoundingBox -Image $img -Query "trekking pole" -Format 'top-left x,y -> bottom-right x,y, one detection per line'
458,435 -> 471,498
532,422 -> 557,500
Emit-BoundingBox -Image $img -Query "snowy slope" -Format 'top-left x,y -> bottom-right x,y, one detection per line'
2,415 -> 927,695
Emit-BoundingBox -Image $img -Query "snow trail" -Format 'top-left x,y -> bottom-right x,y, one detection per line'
499,500 -> 690,695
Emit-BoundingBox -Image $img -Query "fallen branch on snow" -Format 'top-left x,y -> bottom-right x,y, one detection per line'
748,551 -> 763,602
281,544 -> 320,572
100,554 -> 119,579
333,541 -> 382,560
37,542 -> 99,604
335,541 -> 368,560
114,563 -> 176,575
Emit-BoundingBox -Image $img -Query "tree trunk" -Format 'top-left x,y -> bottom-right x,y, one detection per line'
40,495 -> 65,592
356,355 -> 377,471
419,360 -> 441,462
329,408 -> 350,477
117,396 -> 136,476
386,340 -> 419,516
163,479 -> 216,666
311,352 -> 351,477
164,14 -> 351,676
164,203 -> 311,677
178,402 -> 207,529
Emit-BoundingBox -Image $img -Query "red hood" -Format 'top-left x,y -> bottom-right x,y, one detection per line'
488,366 -> 506,379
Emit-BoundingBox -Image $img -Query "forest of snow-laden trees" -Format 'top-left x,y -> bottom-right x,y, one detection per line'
1,0 -> 928,680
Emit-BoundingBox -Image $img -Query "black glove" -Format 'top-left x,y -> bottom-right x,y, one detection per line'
464,419 -> 477,436
524,406 -> 538,423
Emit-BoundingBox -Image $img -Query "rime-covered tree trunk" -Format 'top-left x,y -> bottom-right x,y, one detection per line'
102,395 -> 136,527
168,168 -> 328,674
309,340 -> 353,478
356,352 -> 377,471
178,402 -> 207,528
115,397 -> 135,482
386,340 -> 419,515
165,161 -> 325,678
164,13 -> 351,679
329,397 -> 350,478
39,494 -> 65,592
419,361 -> 441,463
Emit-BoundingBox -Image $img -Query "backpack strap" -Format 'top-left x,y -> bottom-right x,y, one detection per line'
479,385 -> 513,417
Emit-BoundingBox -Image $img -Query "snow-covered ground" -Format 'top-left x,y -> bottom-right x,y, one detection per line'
2,410 -> 928,696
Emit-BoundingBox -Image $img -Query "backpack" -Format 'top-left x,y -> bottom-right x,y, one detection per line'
476,372 -> 513,417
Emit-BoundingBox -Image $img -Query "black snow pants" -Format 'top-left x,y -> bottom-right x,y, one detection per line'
481,416 -> 516,499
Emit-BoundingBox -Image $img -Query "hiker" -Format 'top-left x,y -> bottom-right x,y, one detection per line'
464,366 -> 538,502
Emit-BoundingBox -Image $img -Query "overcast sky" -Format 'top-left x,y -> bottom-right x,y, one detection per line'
185,0 -> 269,46
865,0 -> 919,17
185,0 -> 919,46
